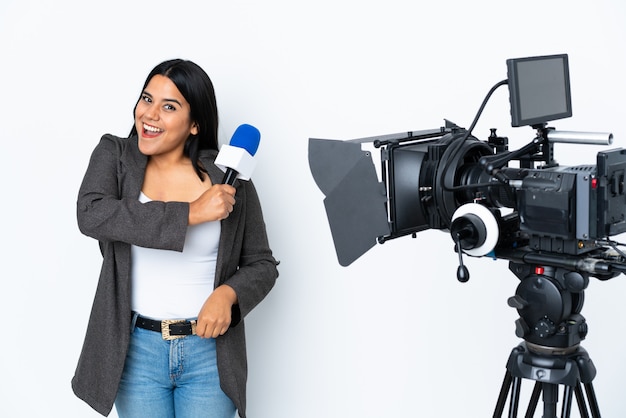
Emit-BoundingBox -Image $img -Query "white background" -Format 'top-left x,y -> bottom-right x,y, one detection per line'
1,1 -> 626,417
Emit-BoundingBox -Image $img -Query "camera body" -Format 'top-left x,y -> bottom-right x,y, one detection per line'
382,125 -> 626,257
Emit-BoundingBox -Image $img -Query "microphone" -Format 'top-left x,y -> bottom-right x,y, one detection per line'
215,124 -> 260,185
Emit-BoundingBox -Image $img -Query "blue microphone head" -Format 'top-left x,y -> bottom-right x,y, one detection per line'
229,124 -> 260,156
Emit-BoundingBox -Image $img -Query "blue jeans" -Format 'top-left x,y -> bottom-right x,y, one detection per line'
115,317 -> 237,418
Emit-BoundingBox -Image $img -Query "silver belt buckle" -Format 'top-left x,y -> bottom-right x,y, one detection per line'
161,319 -> 197,341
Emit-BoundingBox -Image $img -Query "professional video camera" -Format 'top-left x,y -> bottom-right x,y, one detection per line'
309,54 -> 625,417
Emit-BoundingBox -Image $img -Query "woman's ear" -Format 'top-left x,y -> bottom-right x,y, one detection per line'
191,122 -> 199,136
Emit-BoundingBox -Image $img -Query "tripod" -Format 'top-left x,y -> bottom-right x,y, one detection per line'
493,342 -> 600,418
492,262 -> 603,418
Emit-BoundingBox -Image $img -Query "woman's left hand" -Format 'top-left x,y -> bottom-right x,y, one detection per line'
196,285 -> 238,338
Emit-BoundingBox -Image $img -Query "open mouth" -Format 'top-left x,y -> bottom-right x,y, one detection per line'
143,123 -> 163,135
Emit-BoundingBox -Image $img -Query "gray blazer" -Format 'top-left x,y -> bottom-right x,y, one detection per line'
72,134 -> 278,417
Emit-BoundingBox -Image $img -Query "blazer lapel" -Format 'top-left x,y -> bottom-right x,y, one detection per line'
119,135 -> 148,199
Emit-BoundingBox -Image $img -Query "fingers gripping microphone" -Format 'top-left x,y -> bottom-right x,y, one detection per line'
215,124 -> 261,185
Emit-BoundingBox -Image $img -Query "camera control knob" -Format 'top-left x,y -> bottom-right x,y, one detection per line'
534,317 -> 557,338
564,271 -> 588,293
578,322 -> 589,339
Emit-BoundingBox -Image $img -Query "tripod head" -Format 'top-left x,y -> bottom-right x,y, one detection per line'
493,261 -> 604,417
506,262 -> 588,351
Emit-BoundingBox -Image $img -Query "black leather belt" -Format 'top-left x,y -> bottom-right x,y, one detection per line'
135,315 -> 197,340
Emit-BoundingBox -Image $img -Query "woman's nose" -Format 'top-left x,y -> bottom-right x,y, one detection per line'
145,104 -> 159,120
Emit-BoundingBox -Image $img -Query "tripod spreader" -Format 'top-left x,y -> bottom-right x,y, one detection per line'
494,342 -> 600,418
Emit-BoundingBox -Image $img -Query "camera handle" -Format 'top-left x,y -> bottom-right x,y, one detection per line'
479,135 -> 546,181
480,126 -> 614,182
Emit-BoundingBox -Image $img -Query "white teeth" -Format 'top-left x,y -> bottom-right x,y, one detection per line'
143,124 -> 162,133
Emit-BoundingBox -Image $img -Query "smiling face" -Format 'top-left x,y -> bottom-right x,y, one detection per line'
134,74 -> 198,160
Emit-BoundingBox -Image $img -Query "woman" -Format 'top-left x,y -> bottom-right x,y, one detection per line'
72,59 -> 279,418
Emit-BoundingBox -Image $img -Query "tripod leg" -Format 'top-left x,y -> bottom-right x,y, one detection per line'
574,383 -> 590,418
541,383 -> 559,418
493,372 -> 513,417
583,383 -> 601,418
561,385 -> 574,418
525,381 -> 541,418
509,376 -> 522,418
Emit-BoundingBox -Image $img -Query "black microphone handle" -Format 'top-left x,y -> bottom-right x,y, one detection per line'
222,168 -> 239,185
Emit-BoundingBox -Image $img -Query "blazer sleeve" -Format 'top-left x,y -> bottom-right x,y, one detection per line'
76,135 -> 189,251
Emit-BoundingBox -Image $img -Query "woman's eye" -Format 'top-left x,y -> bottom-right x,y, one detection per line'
164,104 -> 176,111
141,94 -> 152,103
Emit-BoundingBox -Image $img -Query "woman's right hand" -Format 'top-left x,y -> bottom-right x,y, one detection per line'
188,184 -> 236,225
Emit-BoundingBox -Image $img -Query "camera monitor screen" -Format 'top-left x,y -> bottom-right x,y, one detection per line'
507,54 -> 572,127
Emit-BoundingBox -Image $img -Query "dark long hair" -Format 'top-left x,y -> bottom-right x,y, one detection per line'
129,59 -> 219,180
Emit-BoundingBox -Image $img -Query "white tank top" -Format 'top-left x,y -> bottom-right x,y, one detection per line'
131,192 -> 220,319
